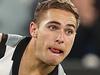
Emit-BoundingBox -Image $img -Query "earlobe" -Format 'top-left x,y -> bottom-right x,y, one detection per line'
29,21 -> 38,37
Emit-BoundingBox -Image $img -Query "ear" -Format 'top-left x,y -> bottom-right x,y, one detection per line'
29,21 -> 38,37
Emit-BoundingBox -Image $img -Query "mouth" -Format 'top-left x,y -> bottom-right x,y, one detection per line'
48,47 -> 63,54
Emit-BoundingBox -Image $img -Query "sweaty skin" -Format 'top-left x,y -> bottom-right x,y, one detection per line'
19,8 -> 77,75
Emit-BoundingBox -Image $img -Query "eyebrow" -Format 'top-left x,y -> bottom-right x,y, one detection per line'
47,21 -> 76,29
66,24 -> 76,29
47,21 -> 61,25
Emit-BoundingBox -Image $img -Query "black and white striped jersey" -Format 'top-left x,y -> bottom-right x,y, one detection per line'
0,33 -> 25,75
0,33 -> 66,75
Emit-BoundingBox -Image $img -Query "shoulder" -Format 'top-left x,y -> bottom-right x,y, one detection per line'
0,33 -> 26,59
0,33 -> 25,47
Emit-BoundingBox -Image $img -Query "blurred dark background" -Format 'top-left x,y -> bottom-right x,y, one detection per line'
0,0 -> 100,75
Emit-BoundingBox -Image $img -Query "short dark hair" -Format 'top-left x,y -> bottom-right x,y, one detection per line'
33,0 -> 80,27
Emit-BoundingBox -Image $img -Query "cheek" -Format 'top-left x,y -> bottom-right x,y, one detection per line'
69,34 -> 76,43
64,36 -> 75,57
70,37 -> 75,45
65,35 -> 76,49
38,31 -> 50,42
38,30 -> 56,43
36,30 -> 51,49
36,31 -> 55,58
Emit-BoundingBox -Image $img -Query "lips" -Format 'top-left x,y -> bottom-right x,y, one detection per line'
48,47 -> 63,54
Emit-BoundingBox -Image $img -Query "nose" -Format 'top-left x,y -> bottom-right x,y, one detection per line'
55,32 -> 64,44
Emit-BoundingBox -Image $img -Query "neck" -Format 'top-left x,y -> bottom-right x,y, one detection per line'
18,38 -> 56,75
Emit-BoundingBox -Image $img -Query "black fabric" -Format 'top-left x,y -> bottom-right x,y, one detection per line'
0,33 -> 8,45
0,33 -> 8,58
0,45 -> 6,59
12,37 -> 31,75
12,37 -> 58,75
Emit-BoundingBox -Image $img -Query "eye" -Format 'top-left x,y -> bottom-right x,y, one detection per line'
65,29 -> 74,36
48,25 -> 59,31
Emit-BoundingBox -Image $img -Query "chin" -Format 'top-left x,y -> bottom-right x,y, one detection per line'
47,63 -> 58,66
45,61 -> 61,66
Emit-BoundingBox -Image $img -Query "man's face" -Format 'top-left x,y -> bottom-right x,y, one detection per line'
31,8 -> 77,65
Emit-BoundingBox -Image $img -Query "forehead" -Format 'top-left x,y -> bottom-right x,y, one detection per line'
39,8 -> 77,27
